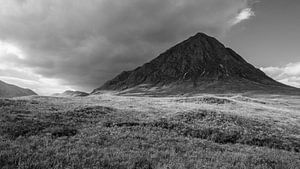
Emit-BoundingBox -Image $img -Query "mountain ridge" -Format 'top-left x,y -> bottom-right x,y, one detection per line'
52,90 -> 89,97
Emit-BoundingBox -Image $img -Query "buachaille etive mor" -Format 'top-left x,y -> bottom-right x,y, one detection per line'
93,33 -> 299,94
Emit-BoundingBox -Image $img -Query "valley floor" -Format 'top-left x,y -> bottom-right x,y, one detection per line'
0,93 -> 300,169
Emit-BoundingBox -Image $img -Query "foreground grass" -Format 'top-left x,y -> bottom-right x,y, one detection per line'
0,95 -> 300,169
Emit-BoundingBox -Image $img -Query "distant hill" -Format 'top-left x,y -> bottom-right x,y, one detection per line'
52,90 -> 89,97
93,32 -> 300,95
0,80 -> 37,98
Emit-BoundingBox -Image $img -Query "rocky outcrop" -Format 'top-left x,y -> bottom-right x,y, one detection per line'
0,80 -> 37,98
93,33 -> 299,94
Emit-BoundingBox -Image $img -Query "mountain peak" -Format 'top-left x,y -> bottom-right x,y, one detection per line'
93,33 -> 299,95
191,32 -> 216,39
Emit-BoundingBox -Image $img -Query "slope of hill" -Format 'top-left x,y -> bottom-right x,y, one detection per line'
0,80 -> 37,98
52,90 -> 89,97
93,33 -> 299,95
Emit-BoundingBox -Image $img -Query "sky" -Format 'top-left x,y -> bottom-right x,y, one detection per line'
0,0 -> 299,95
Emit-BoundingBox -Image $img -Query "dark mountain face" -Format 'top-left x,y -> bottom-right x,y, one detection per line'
0,80 -> 37,98
93,33 -> 298,94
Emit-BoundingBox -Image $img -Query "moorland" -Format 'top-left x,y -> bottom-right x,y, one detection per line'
1,92 -> 300,169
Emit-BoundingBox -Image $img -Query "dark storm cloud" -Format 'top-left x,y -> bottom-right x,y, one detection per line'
0,0 -> 253,91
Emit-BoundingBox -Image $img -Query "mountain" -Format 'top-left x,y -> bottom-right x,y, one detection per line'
93,33 -> 299,95
0,80 -> 37,98
53,90 -> 89,97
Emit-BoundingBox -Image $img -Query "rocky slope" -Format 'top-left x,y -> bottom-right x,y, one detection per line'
93,33 -> 299,94
0,80 -> 37,98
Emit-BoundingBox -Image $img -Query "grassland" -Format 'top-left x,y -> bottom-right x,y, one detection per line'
0,93 -> 300,169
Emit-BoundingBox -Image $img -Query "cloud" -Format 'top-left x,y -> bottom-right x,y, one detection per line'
261,62 -> 300,88
0,0 -> 254,93
0,41 -> 74,95
231,8 -> 255,25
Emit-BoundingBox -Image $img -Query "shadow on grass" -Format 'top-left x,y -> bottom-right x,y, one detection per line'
103,110 -> 300,152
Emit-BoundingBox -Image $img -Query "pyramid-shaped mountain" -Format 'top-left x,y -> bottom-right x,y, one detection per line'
93,33 -> 299,94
